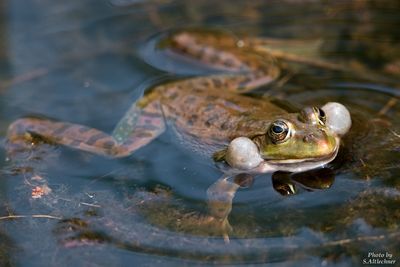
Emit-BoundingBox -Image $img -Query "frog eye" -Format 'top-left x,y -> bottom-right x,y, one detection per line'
268,120 -> 290,144
300,107 -> 326,125
314,107 -> 326,125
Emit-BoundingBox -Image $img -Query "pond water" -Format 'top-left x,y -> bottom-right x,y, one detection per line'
0,0 -> 399,266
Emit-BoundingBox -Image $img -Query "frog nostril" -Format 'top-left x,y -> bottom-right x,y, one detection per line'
303,134 -> 315,142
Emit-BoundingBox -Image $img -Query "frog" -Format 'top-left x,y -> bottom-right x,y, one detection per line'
5,28 -> 352,241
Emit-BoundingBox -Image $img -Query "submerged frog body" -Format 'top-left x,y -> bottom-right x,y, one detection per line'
6,29 -> 351,241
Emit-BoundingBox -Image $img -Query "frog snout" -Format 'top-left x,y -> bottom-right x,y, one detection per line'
302,129 -> 330,144
302,133 -> 319,143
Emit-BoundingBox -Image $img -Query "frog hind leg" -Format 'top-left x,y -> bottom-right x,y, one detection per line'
6,102 -> 165,158
165,30 -> 281,93
111,100 -> 165,157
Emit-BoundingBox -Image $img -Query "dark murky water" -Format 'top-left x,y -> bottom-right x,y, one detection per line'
0,1 -> 399,266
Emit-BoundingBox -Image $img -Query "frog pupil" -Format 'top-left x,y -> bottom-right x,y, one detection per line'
318,108 -> 325,118
317,108 -> 326,124
272,125 -> 283,134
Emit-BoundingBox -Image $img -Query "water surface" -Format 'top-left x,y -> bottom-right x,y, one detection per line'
0,1 -> 399,266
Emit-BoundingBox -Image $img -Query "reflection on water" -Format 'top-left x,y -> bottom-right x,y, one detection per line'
0,0 -> 399,266
272,168 -> 335,196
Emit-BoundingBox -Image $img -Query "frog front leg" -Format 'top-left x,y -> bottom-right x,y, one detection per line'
6,101 -> 165,158
206,173 -> 254,243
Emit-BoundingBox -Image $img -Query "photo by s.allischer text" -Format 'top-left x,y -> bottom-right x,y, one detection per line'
363,251 -> 396,265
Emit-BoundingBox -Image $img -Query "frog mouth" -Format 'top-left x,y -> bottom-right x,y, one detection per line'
257,137 -> 340,173
216,137 -> 340,174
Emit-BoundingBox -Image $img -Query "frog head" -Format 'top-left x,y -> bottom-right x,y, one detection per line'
223,102 -> 351,173
256,102 -> 350,172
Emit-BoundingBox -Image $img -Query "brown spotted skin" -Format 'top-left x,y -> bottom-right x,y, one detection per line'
7,118 -> 119,156
141,78 -> 286,156
166,29 -> 280,90
6,29 -> 282,158
6,101 -> 164,158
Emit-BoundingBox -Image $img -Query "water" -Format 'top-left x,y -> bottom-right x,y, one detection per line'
0,0 -> 399,266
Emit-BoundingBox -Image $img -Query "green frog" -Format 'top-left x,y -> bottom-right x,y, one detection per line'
6,29 -> 351,241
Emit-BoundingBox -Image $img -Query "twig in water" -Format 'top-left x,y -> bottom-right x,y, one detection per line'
378,97 -> 398,116
390,130 -> 400,138
0,214 -> 62,221
321,231 -> 400,247
80,202 -> 101,208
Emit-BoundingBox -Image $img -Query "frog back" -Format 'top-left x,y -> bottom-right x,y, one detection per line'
148,79 -> 287,156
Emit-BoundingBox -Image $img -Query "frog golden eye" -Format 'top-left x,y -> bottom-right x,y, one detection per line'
268,120 -> 290,144
300,107 -> 326,125
318,108 -> 326,124
300,107 -> 317,124
313,107 -> 326,125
